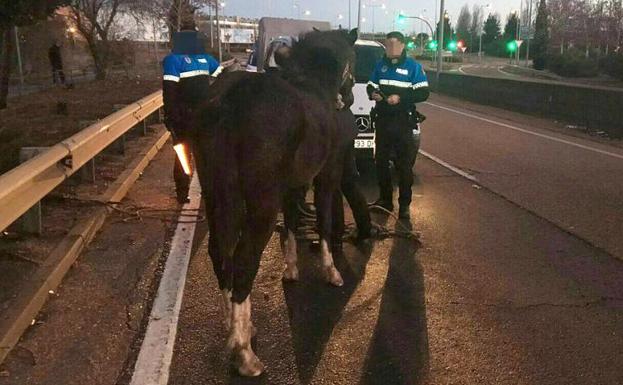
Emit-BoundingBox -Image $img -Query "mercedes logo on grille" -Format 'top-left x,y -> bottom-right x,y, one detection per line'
355,116 -> 371,132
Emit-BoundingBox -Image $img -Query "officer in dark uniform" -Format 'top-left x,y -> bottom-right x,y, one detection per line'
162,30 -> 223,203
332,74 -> 373,250
367,31 -> 430,220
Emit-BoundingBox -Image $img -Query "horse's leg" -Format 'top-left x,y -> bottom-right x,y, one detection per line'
281,188 -> 300,281
315,165 -> 344,287
207,218 -> 234,331
226,185 -> 280,377
195,135 -> 235,332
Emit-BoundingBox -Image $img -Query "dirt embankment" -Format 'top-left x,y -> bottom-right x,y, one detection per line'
0,71 -> 161,174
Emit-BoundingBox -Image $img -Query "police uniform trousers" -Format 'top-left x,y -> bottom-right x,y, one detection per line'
374,110 -> 417,208
332,109 -> 372,245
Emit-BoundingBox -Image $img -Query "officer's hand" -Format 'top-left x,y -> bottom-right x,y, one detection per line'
371,92 -> 383,102
336,94 -> 345,110
387,95 -> 401,105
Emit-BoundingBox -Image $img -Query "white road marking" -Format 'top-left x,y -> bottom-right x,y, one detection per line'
497,66 -> 518,77
424,102 -> 623,161
458,65 -> 470,74
419,150 -> 479,183
129,174 -> 201,385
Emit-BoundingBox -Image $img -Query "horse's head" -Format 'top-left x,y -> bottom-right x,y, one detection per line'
287,28 -> 358,99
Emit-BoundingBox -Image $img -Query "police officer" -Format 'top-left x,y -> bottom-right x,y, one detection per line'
367,31 -> 430,220
162,30 -> 223,203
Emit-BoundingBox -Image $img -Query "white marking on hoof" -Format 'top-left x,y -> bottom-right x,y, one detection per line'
283,265 -> 300,281
219,289 -> 232,331
282,229 -> 299,281
226,297 -> 264,377
323,264 -> 344,287
320,239 -> 343,287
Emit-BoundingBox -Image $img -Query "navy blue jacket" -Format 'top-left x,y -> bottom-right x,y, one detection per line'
366,51 -> 430,114
162,53 -> 222,137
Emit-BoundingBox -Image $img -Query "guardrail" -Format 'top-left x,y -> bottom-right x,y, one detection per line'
0,91 -> 164,233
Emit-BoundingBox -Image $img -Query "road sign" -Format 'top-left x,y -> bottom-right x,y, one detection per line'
516,40 -> 524,47
460,47 -> 467,53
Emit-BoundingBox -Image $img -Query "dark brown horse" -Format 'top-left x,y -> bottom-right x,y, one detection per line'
195,29 -> 357,376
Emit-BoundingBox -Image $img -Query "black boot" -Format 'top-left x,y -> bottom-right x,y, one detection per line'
176,190 -> 190,204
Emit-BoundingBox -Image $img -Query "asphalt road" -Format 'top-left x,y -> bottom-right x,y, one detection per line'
2,94 -> 622,385
167,95 -> 623,384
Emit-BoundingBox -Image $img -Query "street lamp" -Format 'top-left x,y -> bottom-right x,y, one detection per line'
398,13 -> 435,38
436,0 -> 445,86
478,3 -> 492,62
364,3 -> 385,35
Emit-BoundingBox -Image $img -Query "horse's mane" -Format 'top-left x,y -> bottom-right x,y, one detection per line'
284,29 -> 357,101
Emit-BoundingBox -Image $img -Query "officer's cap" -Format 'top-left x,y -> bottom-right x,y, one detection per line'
386,31 -> 406,43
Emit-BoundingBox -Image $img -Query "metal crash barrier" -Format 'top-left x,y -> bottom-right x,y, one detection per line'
0,91 -> 164,233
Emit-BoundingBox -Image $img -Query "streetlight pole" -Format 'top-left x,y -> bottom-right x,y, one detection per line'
478,4 -> 491,63
525,0 -> 533,66
516,3 -> 522,64
364,4 -> 385,37
349,0 -> 352,29
14,26 -> 24,92
357,0 -> 362,36
209,4 -> 214,48
436,0 -> 445,86
216,2 -> 222,61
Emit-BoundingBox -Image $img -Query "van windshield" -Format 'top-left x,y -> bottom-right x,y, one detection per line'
354,44 -> 385,83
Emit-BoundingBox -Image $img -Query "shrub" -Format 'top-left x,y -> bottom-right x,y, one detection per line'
599,53 -> 623,80
547,50 -> 599,77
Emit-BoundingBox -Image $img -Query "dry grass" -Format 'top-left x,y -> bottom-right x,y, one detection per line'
0,69 -> 161,174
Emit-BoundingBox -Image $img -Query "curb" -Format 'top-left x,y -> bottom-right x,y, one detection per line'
0,129 -> 171,365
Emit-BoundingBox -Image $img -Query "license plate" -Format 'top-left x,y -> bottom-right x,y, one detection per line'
354,139 -> 375,149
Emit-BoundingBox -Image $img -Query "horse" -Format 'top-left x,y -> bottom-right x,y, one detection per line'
195,28 -> 358,377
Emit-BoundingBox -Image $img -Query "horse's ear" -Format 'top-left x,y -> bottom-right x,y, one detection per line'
348,28 -> 358,46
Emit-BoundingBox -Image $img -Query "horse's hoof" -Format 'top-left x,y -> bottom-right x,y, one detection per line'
324,265 -> 344,287
282,266 -> 300,282
234,347 -> 265,377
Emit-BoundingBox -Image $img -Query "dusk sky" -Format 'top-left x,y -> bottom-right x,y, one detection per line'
222,0 -> 522,35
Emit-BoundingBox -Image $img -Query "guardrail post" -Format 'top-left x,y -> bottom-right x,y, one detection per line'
18,147 -> 48,235
112,104 -> 129,152
79,159 -> 96,183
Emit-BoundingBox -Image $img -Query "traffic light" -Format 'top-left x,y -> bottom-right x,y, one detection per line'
447,40 -> 458,52
407,41 -> 416,50
397,14 -> 406,24
507,40 -> 518,53
428,40 -> 438,50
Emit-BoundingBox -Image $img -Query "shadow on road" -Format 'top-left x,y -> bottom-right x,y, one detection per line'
359,235 -> 429,385
281,240 -> 375,384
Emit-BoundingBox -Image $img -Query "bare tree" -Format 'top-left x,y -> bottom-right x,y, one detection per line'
68,0 -> 129,79
456,4 -> 472,44
131,0 -> 214,38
